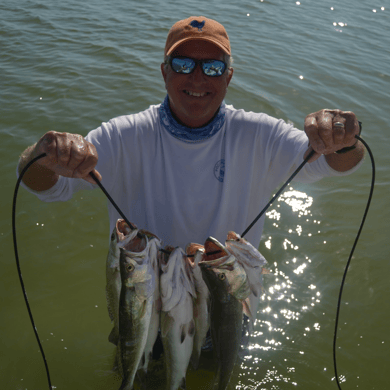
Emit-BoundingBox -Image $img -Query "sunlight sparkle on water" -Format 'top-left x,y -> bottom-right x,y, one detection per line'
241,186 -> 324,388
278,190 -> 313,216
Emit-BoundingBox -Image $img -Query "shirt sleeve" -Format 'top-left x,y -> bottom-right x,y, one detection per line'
267,118 -> 364,185
16,162 -> 95,203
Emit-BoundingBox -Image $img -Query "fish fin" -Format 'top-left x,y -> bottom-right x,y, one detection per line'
188,318 -> 196,337
262,267 -> 270,274
180,323 -> 186,344
135,278 -> 155,301
242,297 -> 254,324
241,314 -> 252,348
108,327 -> 119,346
180,318 -> 195,344
161,313 -> 175,337
138,299 -> 149,319
136,370 -> 147,390
190,352 -> 200,370
105,289 -> 115,322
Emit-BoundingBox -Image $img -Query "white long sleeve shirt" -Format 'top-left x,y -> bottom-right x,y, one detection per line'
20,103 -> 361,248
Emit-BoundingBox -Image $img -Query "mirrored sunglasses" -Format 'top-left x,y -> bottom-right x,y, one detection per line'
169,57 -> 227,77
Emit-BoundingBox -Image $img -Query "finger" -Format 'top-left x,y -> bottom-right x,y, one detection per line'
323,108 -> 342,117
56,133 -> 72,168
35,131 -> 61,166
332,111 -> 359,148
304,145 -> 321,163
67,135 -> 91,173
343,111 -> 359,146
304,115 -> 326,153
83,168 -> 102,184
305,110 -> 334,154
316,112 -> 334,152
332,116 -> 346,147
72,142 -> 99,179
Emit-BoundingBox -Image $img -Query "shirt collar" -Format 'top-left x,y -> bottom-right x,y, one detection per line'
159,95 -> 226,143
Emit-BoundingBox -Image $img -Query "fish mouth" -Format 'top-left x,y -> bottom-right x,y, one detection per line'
160,245 -> 175,265
116,219 -> 135,240
226,231 -> 242,242
204,237 -> 229,261
116,219 -> 147,253
185,243 -> 204,264
124,233 -> 147,252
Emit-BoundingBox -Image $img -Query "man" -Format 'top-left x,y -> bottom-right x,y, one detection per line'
18,16 -> 364,249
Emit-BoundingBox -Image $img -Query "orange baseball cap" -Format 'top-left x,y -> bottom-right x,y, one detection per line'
164,16 -> 231,56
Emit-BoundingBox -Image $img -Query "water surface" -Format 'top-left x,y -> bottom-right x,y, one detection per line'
1,1 -> 389,389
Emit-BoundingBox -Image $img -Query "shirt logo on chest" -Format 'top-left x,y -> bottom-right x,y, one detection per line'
214,159 -> 225,183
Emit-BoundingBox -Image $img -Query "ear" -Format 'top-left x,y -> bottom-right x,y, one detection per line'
226,67 -> 234,87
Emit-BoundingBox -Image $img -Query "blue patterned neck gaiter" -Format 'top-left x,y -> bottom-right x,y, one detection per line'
159,95 -> 226,143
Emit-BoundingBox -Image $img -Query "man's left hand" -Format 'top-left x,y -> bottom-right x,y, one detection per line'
303,109 -> 360,162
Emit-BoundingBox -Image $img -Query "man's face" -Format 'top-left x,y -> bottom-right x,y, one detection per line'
161,40 -> 233,128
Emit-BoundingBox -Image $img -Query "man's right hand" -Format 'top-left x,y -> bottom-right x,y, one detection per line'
19,131 -> 101,191
33,131 -> 101,184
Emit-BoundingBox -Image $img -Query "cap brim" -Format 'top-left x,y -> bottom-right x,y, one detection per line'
166,37 -> 231,56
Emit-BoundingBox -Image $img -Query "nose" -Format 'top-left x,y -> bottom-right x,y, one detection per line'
189,63 -> 206,82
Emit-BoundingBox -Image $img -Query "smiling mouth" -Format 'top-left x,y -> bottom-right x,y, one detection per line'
184,90 -> 211,97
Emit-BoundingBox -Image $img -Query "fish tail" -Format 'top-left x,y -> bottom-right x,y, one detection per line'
108,326 -> 119,346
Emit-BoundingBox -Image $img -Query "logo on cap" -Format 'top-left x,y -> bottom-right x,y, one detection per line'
190,20 -> 205,31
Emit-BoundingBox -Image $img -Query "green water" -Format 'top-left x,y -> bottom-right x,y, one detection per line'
1,1 -> 389,389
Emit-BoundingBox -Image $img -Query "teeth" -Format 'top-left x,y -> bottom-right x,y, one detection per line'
185,90 -> 208,97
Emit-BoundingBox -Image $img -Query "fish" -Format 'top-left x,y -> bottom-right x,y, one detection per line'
106,219 -> 139,346
137,230 -> 162,375
185,243 -> 210,369
160,246 -> 196,390
199,237 -> 251,390
117,228 -> 160,390
225,231 -> 268,330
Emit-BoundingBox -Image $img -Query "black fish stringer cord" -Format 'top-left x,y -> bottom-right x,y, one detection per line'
333,135 -> 375,389
12,153 -> 53,390
241,149 -> 316,238
13,135 -> 374,389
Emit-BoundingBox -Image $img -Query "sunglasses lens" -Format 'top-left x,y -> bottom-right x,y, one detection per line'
171,58 -> 195,74
202,60 -> 226,77
170,57 -> 227,77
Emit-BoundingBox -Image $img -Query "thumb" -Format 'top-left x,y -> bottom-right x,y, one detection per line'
83,168 -> 102,184
304,146 -> 321,163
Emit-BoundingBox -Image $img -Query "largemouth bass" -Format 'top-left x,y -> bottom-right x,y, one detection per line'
185,243 -> 209,369
160,246 -> 196,390
199,237 -> 250,390
118,229 -> 160,390
225,231 -> 268,330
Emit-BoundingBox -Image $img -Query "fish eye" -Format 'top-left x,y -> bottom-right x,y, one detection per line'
127,263 -> 135,272
218,273 -> 226,280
